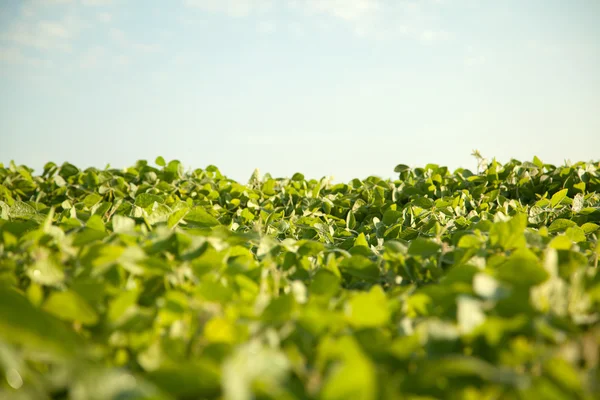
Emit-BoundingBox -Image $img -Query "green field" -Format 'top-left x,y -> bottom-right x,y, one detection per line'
0,157 -> 599,399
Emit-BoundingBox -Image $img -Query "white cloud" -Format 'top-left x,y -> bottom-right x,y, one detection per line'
81,0 -> 113,6
257,21 -> 276,34
420,29 -> 450,43
110,28 -> 160,53
97,12 -> 112,23
300,0 -> 380,21
78,46 -> 130,69
112,54 -> 129,67
39,0 -> 74,4
0,46 -> 53,67
464,54 -> 486,67
38,21 -> 71,38
109,27 -> 125,42
184,0 -> 273,17
79,46 -> 105,68
527,39 -> 560,55
0,20 -> 72,51
288,22 -> 305,37
180,0 -> 451,42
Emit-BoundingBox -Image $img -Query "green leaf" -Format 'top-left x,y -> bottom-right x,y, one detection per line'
86,214 -> 105,231
550,189 -> 569,207
321,337 -> 377,400
184,207 -> 220,227
354,232 -> 369,247
565,226 -> 585,243
581,222 -> 598,234
346,210 -> 356,230
167,207 -> 189,229
549,235 -> 573,250
345,285 -> 389,328
43,290 -> 99,326
548,218 -> 577,233
155,156 -> 166,167
27,250 -> 65,286
222,342 -> 290,400
0,287 -> 80,356
148,362 -> 221,398
408,237 -> 441,257
134,193 -> 164,208
83,193 -> 103,208
489,213 -> 527,250
9,201 -> 36,219
112,214 -> 136,234
262,294 -> 295,323
339,256 -> 380,282
146,204 -> 171,225
311,269 -> 341,297
394,164 -> 410,173
496,249 -> 548,287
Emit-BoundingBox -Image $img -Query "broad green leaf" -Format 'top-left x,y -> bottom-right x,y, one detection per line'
550,189 -> 568,207
339,256 -> 380,282
43,290 -> 99,326
155,156 -> 166,167
489,213 -> 527,250
204,317 -> 236,344
222,342 -> 290,400
548,218 -> 577,233
346,210 -> 356,230
345,285 -> 389,328
167,207 -> 189,229
310,269 -> 341,297
83,194 -> 103,208
184,207 -> 220,227
146,204 -> 171,225
27,250 -> 65,286
496,249 -> 548,287
135,193 -> 164,208
9,201 -> 36,219
408,237 -> 441,257
112,214 -> 136,234
0,287 -> 80,356
321,337 -> 377,400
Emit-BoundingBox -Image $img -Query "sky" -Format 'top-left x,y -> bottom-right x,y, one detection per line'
1,0 -> 599,182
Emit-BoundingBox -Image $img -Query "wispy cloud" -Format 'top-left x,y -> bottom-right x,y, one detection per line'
97,12 -> 112,23
39,0 -> 75,4
79,46 -> 105,68
78,45 -> 130,69
464,45 -> 489,68
526,39 -> 561,56
0,0 -> 90,54
182,0 -> 452,42
0,46 -> 53,67
81,0 -> 114,6
299,0 -> 380,22
0,20 -> 73,51
183,0 -> 273,17
464,54 -> 486,67
110,28 -> 160,53
39,21 -> 71,38
257,21 -> 276,34
420,29 -> 450,43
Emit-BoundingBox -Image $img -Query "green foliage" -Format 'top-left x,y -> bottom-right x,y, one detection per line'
0,156 -> 599,399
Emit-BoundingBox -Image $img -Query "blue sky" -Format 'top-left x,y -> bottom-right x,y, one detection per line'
1,0 -> 599,182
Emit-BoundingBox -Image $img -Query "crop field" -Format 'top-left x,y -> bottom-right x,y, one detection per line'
0,156 -> 599,400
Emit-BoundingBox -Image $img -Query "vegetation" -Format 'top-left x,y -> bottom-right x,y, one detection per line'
0,155 -> 599,399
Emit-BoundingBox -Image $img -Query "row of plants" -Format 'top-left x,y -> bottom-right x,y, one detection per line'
0,156 -> 598,399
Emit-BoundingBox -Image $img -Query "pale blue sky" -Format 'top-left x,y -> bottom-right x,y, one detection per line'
1,0 -> 599,182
